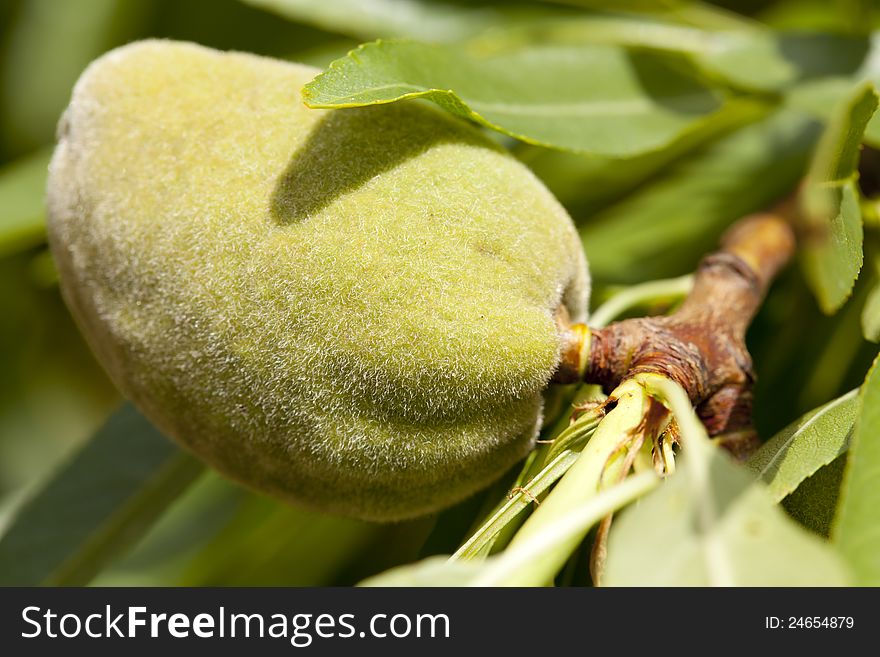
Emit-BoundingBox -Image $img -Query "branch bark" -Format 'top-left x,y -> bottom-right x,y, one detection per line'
554,209 -> 796,457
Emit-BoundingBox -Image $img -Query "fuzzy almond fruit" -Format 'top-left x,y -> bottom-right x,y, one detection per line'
46,40 -> 590,521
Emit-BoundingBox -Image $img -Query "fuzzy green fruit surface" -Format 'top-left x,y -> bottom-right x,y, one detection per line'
47,40 -> 590,521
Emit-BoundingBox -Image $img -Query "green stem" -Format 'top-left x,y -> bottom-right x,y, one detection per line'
472,471 -> 659,587
451,406 -> 604,560
589,274 -> 693,328
497,379 -> 650,586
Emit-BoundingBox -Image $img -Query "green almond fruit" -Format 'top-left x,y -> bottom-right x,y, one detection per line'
46,40 -> 590,521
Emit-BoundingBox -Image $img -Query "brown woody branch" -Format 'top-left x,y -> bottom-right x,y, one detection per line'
554,210 -> 796,459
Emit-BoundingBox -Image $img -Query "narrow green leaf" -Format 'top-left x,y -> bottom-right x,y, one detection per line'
700,31 -> 873,93
0,404 -> 203,586
90,473 -> 245,586
579,108 -> 820,283
589,274 -> 693,328
862,280 -> 880,341
241,0 -> 497,42
834,355 -> 880,584
696,29 -> 880,148
747,390 -> 859,502
798,277 -> 874,408
753,1 -> 846,31
782,455 -> 847,537
806,82 -> 878,182
800,82 -> 877,314
0,149 -> 50,256
604,375 -> 850,586
456,385 -> 605,559
473,472 -> 658,587
787,77 -> 864,124
521,97 -> 769,218
553,1 -> 758,31
801,183 -> 865,313
791,81 -> 880,151
451,408 -> 603,561
2,0 -> 145,152
362,472 -> 658,587
304,40 -> 725,157
837,0 -> 873,35
865,111 -> 880,146
469,15 -> 715,56
548,0 -> 690,11
179,493 -> 379,586
361,556 -> 487,587
605,454 -> 850,585
494,379 -> 652,586
522,22 -> 880,152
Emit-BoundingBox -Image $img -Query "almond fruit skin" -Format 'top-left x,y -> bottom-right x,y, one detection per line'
46,40 -> 589,521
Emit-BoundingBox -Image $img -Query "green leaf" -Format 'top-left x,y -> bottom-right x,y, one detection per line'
550,1 -> 758,31
834,355 -> 880,584
862,280 -> 880,341
866,112 -> 880,145
303,40 -> 725,157
604,374 -> 850,586
0,404 -> 203,586
90,473 -> 245,586
469,14 -> 716,56
605,453 -> 850,585
798,276 -> 874,408
504,19 -> 880,150
695,28 -> 880,146
701,31 -> 873,93
782,455 -> 847,537
589,274 -> 693,328
474,472 -> 659,586
360,556 -> 487,587
800,82 -> 877,314
801,183 -> 865,314
760,1 -> 852,31
241,0 -> 497,42
362,472 -> 658,586
837,0 -> 873,35
806,82 -> 878,182
178,493 -> 380,586
1,0 -> 146,152
579,108 -> 820,283
521,97 -> 769,218
451,407 -> 604,561
0,149 -> 50,256
747,390 -> 859,502
792,79 -> 880,149
487,379 -> 656,586
548,0 -> 690,11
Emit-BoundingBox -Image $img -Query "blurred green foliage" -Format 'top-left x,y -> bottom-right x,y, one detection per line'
1,0 -> 880,586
